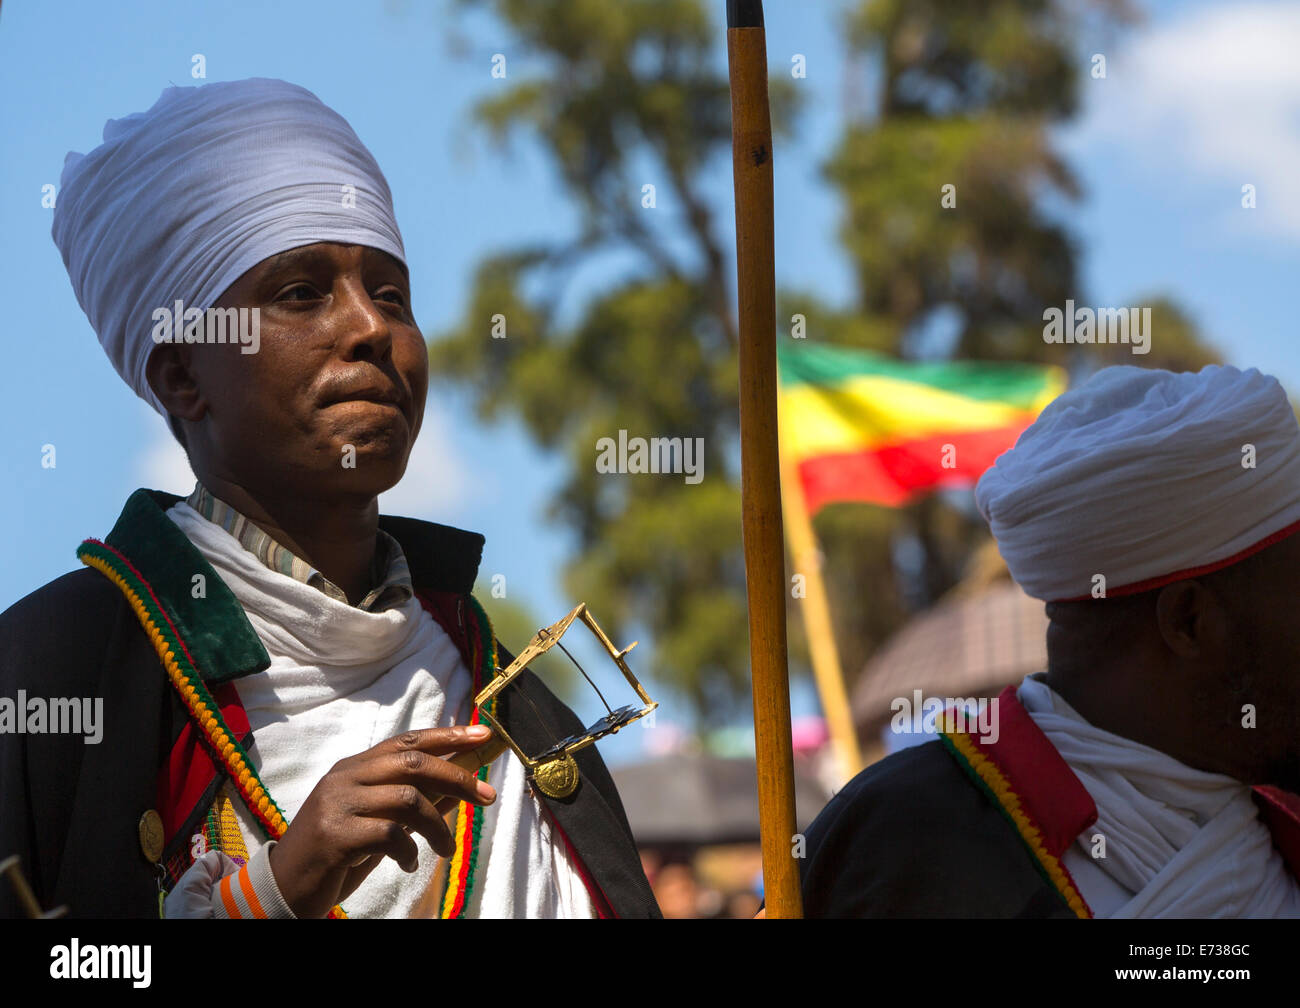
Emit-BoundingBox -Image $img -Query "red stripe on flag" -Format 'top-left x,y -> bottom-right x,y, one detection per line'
795,420 -> 1033,513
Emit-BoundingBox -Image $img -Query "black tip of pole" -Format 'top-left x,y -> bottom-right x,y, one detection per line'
727,0 -> 763,29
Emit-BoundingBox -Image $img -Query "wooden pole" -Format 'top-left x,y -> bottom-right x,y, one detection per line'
778,433 -> 863,784
726,0 -> 803,919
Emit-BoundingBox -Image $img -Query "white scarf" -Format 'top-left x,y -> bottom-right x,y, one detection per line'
166,502 -> 595,918
1018,675 -> 1300,917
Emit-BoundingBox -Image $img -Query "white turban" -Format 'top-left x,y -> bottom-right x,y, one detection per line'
51,77 -> 406,416
975,364 -> 1300,602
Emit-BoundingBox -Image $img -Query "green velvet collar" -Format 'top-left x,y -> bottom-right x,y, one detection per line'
99,488 -> 487,685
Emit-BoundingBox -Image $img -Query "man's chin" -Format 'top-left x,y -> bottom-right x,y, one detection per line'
307,440 -> 413,500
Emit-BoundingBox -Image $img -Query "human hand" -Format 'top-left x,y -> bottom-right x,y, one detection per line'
267,724 -> 497,919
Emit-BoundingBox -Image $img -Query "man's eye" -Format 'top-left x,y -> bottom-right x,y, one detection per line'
376,289 -> 408,308
277,284 -> 318,301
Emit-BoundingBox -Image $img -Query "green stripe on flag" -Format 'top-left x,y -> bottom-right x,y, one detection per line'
777,341 -> 1060,408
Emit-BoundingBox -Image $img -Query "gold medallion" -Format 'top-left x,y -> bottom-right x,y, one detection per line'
138,810 -> 165,864
531,753 -> 580,799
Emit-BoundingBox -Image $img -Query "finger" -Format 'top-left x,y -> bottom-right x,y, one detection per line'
437,739 -> 509,816
353,816 -> 424,873
354,784 -> 456,859
434,793 -> 462,817
445,737 -> 507,773
354,747 -> 498,808
381,724 -> 494,758
326,725 -> 496,789
340,859 -> 379,903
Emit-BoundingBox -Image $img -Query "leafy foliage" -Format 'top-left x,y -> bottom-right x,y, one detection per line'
433,0 -> 1220,719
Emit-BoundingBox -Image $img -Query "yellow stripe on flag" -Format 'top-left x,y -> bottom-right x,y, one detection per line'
779,371 -> 1065,461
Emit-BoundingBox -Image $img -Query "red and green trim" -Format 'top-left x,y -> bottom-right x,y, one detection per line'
435,593 -> 500,919
936,686 -> 1096,919
78,537 -> 347,919
941,729 -> 1090,918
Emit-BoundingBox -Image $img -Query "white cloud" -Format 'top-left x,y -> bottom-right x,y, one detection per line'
1075,2 -> 1300,240
378,399 -> 467,518
136,426 -> 196,494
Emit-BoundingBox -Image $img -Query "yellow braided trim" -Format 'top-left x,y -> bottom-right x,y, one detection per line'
438,600 -> 498,920
439,802 -> 472,919
215,788 -> 251,862
945,729 -> 1091,919
80,553 -> 290,840
83,550 -> 346,918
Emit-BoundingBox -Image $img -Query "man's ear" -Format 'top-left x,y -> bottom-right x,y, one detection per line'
1155,580 -> 1227,659
145,343 -> 206,425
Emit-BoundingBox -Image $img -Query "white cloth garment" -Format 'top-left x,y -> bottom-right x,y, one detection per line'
975,365 -> 1300,601
52,77 -> 405,417
164,501 -> 595,918
1017,675 -> 1300,918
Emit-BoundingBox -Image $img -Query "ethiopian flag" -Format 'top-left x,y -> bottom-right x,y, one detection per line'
778,342 -> 1066,513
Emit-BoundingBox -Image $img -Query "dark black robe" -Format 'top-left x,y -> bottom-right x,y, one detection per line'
0,489 -> 660,919
798,683 -> 1300,918
798,739 -> 1080,918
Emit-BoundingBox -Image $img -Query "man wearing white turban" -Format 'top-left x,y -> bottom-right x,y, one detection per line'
797,363 -> 1300,918
0,78 -> 659,919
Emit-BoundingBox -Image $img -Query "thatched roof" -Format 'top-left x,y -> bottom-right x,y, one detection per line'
851,541 -> 1047,733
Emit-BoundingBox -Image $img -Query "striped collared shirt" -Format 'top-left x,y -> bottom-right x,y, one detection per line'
184,483 -> 414,612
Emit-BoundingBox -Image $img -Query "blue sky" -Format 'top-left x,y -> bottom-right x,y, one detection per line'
2,0 -> 1298,762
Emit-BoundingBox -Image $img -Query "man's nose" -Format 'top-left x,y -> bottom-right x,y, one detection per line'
334,279 -> 393,362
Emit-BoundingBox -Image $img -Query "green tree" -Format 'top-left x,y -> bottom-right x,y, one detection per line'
791,0 -> 1225,687
433,0 -> 796,715
433,0 -> 1222,720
